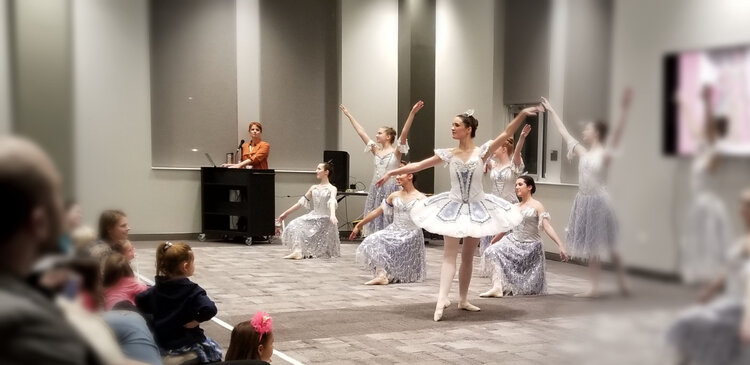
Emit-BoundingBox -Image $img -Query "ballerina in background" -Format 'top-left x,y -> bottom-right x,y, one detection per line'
340,101 -> 424,236
277,162 -> 340,260
377,106 -> 540,321
542,89 -> 632,297
481,176 -> 569,298
676,85 -> 733,284
477,124 -> 532,272
350,166 -> 426,285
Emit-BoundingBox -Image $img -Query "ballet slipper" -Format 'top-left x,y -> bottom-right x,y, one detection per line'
434,300 -> 451,322
457,301 -> 480,312
365,276 -> 389,285
283,251 -> 303,260
479,288 -> 503,298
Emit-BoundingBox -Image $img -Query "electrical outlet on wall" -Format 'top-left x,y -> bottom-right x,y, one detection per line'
551,150 -> 558,161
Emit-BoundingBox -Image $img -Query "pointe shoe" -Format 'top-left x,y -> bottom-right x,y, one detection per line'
283,251 -> 303,260
458,301 -> 481,312
479,288 -> 504,298
365,276 -> 389,285
434,300 -> 451,322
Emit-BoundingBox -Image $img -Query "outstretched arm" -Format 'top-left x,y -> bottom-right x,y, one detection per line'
485,106 -> 542,161
399,100 -> 424,146
278,187 -> 313,221
541,97 -> 586,158
512,124 -> 532,166
375,155 -> 443,187
340,105 -> 375,149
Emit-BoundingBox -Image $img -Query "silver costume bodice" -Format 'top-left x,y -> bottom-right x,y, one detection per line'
435,141 -> 493,204
383,196 -> 423,230
509,207 -> 550,242
578,148 -> 609,195
489,160 -> 524,203
299,185 -> 337,216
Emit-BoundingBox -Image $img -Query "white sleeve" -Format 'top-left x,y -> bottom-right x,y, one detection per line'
396,139 -> 410,154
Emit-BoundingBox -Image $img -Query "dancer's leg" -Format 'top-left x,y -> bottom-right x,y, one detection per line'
480,269 -> 504,298
576,256 -> 601,297
283,250 -> 303,260
434,236 -> 460,321
611,252 -> 631,296
457,237 -> 480,311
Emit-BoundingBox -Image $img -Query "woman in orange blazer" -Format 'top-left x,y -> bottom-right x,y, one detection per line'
224,121 -> 270,169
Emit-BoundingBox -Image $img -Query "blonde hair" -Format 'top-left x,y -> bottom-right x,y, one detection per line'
71,226 -> 96,251
155,242 -> 193,278
248,121 -> 263,133
380,126 -> 396,144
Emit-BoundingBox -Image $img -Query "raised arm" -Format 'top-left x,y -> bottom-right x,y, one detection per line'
340,105 -> 374,148
512,124 -> 532,166
399,100 -> 424,146
605,88 -> 633,151
485,106 -> 542,161
375,155 -> 443,187
541,97 -> 586,158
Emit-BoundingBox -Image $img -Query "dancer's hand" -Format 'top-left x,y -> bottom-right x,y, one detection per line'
183,320 -> 200,329
349,227 -> 360,240
520,124 -> 532,138
559,248 -> 570,262
411,100 -> 425,115
375,172 -> 392,187
540,97 -> 552,111
339,104 -> 350,115
277,214 -> 286,222
330,216 -> 338,226
741,320 -> 750,344
521,105 -> 543,117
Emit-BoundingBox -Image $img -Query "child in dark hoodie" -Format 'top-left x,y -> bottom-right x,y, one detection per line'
136,242 -> 222,363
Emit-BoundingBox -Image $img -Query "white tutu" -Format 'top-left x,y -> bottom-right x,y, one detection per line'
410,140 -> 523,238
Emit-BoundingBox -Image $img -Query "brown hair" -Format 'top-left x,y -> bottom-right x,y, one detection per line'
98,210 -> 126,243
457,113 -> 479,138
380,126 -> 396,144
321,161 -> 334,177
518,175 -> 536,194
225,321 -> 273,361
591,120 -> 609,142
155,242 -> 193,278
502,136 -> 515,155
248,121 -> 263,133
102,253 -> 135,287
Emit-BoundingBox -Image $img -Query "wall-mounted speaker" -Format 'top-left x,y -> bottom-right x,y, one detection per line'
323,150 -> 349,192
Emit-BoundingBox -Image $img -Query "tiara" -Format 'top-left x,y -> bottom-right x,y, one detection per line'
463,109 -> 475,117
163,242 -> 173,251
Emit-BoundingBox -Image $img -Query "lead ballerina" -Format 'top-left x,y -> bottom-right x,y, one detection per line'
340,101 -> 424,236
377,106 -> 541,321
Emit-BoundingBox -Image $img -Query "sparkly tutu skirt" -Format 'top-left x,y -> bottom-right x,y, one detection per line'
667,297 -> 746,365
356,226 -> 426,283
565,191 -> 618,259
483,236 -> 546,295
410,193 -> 522,238
362,179 -> 400,236
282,213 -> 340,258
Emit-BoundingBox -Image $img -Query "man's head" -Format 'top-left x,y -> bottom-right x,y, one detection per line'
0,136 -> 64,275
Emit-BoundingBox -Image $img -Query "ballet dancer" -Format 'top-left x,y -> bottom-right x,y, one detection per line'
377,106 -> 541,321
340,101 -> 424,236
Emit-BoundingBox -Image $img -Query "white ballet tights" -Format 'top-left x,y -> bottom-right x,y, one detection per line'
436,236 -> 480,314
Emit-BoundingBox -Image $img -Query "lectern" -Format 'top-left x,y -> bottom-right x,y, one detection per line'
200,167 -> 275,244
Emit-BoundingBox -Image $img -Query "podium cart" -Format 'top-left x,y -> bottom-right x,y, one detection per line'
200,167 -> 275,245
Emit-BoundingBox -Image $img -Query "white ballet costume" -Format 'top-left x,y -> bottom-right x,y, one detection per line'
483,207 -> 550,295
477,158 -> 525,272
564,143 -> 618,259
356,195 -> 427,283
681,142 -> 732,284
362,139 -> 409,236
281,185 -> 341,259
410,141 -> 523,238
667,240 -> 750,365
